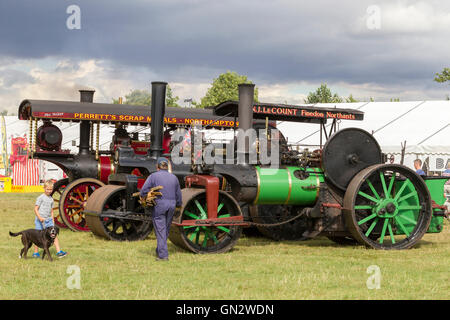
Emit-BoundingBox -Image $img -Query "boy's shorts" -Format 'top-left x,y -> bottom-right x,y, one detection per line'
35,217 -> 54,230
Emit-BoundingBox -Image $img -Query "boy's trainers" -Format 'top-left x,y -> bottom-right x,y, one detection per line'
32,252 -> 40,258
56,250 -> 67,258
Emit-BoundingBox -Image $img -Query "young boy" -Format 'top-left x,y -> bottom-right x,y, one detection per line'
33,180 -> 68,258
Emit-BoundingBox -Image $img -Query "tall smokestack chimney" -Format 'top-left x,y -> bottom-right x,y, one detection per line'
236,83 -> 255,165
149,81 -> 167,159
79,90 -> 95,103
79,89 -> 95,156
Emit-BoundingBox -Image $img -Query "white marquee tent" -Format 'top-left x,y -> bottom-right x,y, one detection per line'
277,100 -> 450,173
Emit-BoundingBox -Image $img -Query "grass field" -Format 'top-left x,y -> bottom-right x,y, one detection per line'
0,192 -> 449,300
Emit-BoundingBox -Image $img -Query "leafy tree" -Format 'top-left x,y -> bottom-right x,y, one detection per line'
346,94 -> 359,103
434,68 -> 450,83
113,89 -> 151,105
198,71 -> 259,108
305,84 -> 343,103
165,85 -> 180,107
434,68 -> 450,99
113,84 -> 180,107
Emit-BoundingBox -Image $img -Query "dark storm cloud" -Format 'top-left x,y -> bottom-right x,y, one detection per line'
1,0 -> 450,91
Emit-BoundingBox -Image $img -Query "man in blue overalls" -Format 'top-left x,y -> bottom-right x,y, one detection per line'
140,157 -> 182,261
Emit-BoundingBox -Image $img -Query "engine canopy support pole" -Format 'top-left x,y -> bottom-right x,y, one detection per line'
95,121 -> 100,160
32,117 -> 37,157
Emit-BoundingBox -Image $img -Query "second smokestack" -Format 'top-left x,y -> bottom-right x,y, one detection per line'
149,81 -> 167,159
79,89 -> 95,156
237,83 -> 255,165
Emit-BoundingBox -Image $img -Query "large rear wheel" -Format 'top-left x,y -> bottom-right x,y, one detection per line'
343,164 -> 432,249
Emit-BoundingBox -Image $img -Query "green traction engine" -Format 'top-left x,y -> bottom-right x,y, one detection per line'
167,83 -> 447,253
84,82 -> 448,253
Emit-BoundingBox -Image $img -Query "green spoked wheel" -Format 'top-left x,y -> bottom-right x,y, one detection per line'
169,188 -> 243,254
344,164 -> 432,250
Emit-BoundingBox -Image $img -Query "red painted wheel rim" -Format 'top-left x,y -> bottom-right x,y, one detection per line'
62,182 -> 103,231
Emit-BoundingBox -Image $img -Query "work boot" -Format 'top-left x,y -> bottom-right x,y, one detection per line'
155,257 -> 169,261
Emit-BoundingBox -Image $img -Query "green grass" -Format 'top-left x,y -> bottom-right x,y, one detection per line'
0,192 -> 449,300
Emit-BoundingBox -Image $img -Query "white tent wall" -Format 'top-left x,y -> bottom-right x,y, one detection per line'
382,145 -> 450,173
278,100 -> 450,172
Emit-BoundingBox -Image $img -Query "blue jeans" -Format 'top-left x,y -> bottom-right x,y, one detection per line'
35,217 -> 54,230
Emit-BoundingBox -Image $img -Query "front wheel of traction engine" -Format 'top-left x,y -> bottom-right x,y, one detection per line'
84,185 -> 153,241
169,188 -> 243,254
59,178 -> 105,232
343,164 -> 432,250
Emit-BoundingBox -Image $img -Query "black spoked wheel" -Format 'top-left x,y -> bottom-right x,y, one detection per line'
85,185 -> 152,241
344,164 -> 432,249
169,188 -> 242,254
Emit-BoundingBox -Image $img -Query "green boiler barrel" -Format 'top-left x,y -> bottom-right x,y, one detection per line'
254,166 -> 324,205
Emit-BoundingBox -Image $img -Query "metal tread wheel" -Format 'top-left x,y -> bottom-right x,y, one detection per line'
343,164 -> 432,249
85,185 -> 153,241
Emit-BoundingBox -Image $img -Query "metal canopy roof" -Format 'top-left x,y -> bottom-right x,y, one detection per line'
18,99 -> 238,128
213,101 -> 364,123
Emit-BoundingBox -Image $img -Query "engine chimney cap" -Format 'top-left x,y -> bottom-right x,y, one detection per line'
238,83 -> 255,87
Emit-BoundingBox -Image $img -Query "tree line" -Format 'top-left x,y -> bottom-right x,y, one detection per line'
112,71 -> 258,108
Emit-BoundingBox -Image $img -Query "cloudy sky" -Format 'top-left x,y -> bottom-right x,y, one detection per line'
1,0 -> 450,113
